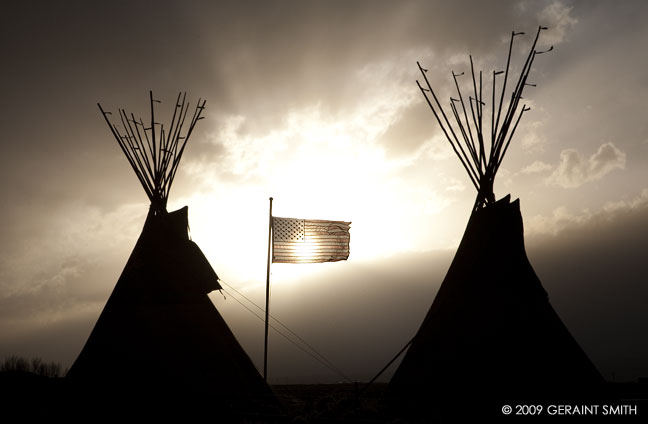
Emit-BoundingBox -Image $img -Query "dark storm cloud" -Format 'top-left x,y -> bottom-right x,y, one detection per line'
0,0 -> 557,220
0,1 -> 221,236
376,99 -> 435,157
526,197 -> 648,380
0,255 -> 116,321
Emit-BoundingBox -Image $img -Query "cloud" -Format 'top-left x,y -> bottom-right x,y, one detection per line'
0,202 -> 145,322
526,205 -> 592,236
445,177 -> 467,192
527,187 -> 648,237
520,160 -> 552,174
189,49 -> 426,184
603,188 -> 648,213
525,188 -> 648,381
537,0 -> 578,45
518,120 -> 548,154
377,99 -> 438,157
547,142 -> 626,188
520,132 -> 547,152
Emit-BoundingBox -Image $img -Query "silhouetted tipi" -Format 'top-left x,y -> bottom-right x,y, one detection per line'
388,28 -> 603,407
68,93 -> 272,409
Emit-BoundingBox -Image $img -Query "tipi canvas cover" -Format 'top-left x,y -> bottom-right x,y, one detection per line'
388,196 -> 602,400
68,206 -> 269,397
67,93 -> 272,413
388,28 -> 603,408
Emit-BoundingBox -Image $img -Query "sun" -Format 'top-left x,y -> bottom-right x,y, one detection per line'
177,105 -> 463,290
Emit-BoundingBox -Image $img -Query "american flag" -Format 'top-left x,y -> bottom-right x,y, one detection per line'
272,217 -> 351,264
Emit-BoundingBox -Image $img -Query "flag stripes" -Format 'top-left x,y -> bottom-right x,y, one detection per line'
272,217 -> 351,263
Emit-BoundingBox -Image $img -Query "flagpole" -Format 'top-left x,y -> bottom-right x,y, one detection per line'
263,196 -> 273,382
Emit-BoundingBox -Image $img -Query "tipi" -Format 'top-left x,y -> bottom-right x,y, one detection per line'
388,28 -> 603,408
67,93 -> 272,412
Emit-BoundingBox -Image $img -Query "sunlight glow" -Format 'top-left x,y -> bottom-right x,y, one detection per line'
180,102 -> 467,293
279,241 -> 319,263
180,53 -> 471,291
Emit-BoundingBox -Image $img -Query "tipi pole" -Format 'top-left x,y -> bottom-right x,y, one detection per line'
264,196 -> 274,382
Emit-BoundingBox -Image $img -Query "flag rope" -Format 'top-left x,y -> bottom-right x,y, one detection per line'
361,337 -> 414,393
219,279 -> 354,384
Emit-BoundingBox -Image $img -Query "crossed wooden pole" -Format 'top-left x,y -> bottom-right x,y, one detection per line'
417,26 -> 553,210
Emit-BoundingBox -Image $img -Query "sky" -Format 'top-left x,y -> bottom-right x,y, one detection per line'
1,0 -> 647,383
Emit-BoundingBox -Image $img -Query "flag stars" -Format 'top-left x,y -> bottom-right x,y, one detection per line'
273,218 -> 305,242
